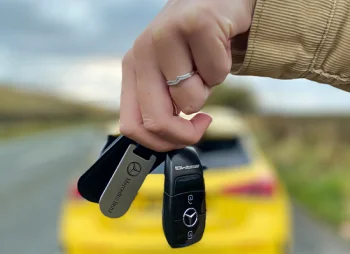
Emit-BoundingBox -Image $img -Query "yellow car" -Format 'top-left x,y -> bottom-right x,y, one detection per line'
58,107 -> 292,254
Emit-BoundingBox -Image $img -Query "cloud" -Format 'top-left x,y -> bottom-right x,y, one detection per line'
0,0 -> 165,57
0,0 -> 165,110
57,57 -> 123,109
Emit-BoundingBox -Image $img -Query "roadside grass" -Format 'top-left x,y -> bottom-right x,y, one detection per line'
0,86 -> 117,122
247,116 -> 350,228
0,85 -> 117,140
0,121 -> 108,140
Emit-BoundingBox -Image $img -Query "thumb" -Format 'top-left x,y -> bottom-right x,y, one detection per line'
189,112 -> 213,141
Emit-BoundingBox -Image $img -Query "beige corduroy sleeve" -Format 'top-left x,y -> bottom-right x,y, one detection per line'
231,0 -> 350,92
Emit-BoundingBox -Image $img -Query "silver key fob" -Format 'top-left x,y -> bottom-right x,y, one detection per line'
99,144 -> 156,218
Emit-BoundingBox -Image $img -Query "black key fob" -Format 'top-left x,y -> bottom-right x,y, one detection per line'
77,135 -> 166,204
162,147 -> 206,248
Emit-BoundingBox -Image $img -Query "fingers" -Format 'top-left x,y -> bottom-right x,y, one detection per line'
151,5 -> 233,115
182,3 -> 232,87
119,50 -> 182,152
188,24 -> 232,87
151,20 -> 210,115
133,29 -> 212,146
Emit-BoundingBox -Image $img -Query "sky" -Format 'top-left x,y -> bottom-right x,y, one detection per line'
0,0 -> 349,115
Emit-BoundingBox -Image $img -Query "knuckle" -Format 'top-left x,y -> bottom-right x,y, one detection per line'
121,52 -> 133,69
180,6 -> 212,35
143,117 -> 168,135
119,122 -> 137,139
132,31 -> 149,58
132,38 -> 142,57
182,103 -> 203,115
180,91 -> 207,114
220,61 -> 232,76
206,65 -> 230,86
151,23 -> 171,44
207,74 -> 228,87
195,3 -> 214,20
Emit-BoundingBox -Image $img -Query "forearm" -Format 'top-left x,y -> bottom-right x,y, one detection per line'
232,0 -> 350,92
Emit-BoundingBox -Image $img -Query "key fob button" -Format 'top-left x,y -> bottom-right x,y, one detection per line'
174,174 -> 205,194
169,214 -> 206,248
171,192 -> 206,221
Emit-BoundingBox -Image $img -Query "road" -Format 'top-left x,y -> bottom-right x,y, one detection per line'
0,125 -> 349,254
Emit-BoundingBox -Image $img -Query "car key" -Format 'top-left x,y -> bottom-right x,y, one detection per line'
77,135 -> 166,204
162,147 -> 206,248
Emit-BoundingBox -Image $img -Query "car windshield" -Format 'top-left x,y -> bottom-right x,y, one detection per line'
151,137 -> 251,174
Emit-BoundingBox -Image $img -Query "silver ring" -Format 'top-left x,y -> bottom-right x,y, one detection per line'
166,71 -> 196,86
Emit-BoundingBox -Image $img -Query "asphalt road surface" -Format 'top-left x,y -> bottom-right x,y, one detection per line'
0,125 -> 349,254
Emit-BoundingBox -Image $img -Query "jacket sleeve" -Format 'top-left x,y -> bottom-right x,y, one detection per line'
231,0 -> 350,92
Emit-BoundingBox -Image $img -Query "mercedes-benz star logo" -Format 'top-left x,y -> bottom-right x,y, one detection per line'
183,208 -> 198,228
127,162 -> 142,177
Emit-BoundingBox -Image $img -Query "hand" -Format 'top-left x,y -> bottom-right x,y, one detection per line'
119,0 -> 256,152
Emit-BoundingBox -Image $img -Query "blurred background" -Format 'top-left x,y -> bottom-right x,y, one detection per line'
1,0 -> 350,254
